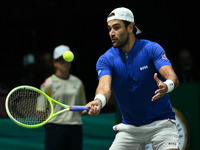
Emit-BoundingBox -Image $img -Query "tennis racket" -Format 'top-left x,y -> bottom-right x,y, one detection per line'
5,85 -> 89,128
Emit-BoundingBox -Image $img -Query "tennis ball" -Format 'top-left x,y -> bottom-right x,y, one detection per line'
63,51 -> 74,62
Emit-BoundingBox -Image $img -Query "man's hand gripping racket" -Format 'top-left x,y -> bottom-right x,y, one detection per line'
82,99 -> 101,116
5,85 -> 89,128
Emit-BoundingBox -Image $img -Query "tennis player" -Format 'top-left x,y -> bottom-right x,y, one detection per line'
85,7 -> 180,150
40,45 -> 86,150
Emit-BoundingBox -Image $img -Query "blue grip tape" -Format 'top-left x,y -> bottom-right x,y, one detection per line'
70,106 -> 89,112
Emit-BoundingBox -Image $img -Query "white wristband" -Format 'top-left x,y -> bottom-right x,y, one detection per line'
94,94 -> 106,108
163,80 -> 174,93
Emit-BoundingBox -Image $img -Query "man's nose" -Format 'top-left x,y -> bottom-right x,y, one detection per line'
110,29 -> 115,37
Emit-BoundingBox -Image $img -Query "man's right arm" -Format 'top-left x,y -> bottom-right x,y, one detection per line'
85,75 -> 112,116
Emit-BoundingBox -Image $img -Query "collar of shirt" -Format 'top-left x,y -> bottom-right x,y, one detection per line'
117,38 -> 140,64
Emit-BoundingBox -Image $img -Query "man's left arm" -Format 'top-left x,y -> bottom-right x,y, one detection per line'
152,65 -> 179,101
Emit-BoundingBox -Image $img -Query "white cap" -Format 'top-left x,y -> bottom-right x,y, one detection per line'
53,45 -> 70,59
107,7 -> 142,35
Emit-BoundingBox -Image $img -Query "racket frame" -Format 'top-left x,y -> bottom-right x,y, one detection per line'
5,85 -> 72,128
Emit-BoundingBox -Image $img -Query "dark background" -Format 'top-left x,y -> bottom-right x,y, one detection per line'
0,0 -> 198,101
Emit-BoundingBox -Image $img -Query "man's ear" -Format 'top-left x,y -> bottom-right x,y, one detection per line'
127,23 -> 134,33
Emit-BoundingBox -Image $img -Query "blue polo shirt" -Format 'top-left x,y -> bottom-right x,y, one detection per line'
96,38 -> 175,126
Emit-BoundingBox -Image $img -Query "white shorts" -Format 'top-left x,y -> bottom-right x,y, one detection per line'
109,119 -> 181,150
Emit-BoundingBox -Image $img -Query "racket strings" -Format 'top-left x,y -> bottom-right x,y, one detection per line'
8,88 -> 51,125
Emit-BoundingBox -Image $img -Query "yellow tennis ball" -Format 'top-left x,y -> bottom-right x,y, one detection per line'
63,51 -> 74,62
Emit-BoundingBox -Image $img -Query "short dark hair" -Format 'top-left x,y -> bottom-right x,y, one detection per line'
108,12 -> 115,18
123,21 -> 137,35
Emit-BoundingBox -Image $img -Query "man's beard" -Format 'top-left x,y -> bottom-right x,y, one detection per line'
113,34 -> 129,49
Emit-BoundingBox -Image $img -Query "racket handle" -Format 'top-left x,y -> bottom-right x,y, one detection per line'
70,106 -> 89,112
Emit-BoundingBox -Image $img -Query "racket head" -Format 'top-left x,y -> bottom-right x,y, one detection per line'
5,85 -> 54,128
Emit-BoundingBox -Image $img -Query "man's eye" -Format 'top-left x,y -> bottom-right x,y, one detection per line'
113,26 -> 120,30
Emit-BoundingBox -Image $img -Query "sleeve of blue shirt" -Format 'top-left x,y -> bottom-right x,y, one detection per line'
151,42 -> 172,71
96,51 -> 113,80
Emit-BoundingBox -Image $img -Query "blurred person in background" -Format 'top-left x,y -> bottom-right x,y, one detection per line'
15,53 -> 39,87
176,48 -> 200,83
40,45 -> 86,150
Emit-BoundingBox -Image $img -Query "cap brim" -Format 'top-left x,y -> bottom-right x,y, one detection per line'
135,25 -> 142,35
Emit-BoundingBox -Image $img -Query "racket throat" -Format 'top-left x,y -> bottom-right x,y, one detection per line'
56,108 -> 69,116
